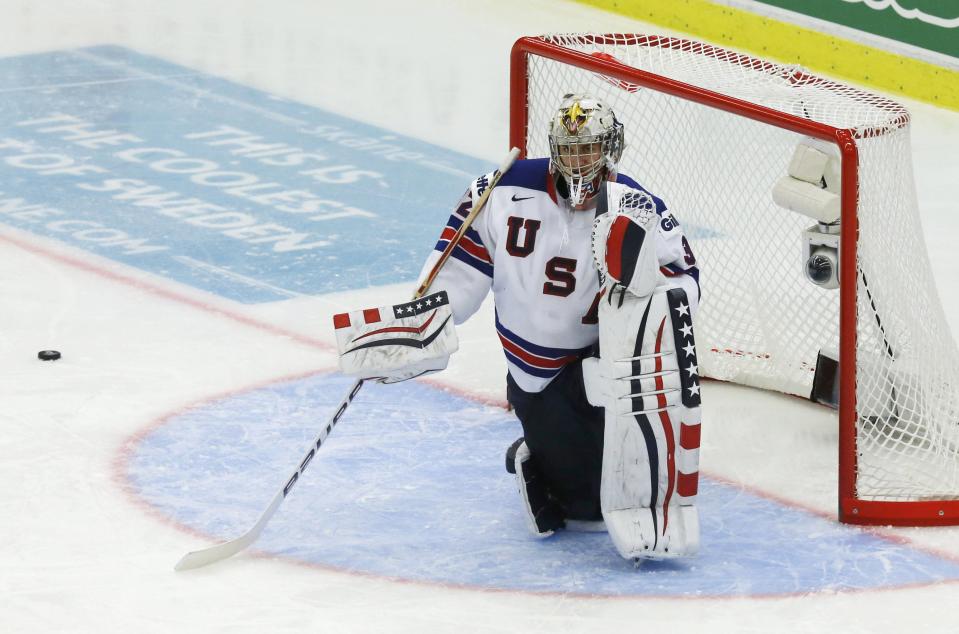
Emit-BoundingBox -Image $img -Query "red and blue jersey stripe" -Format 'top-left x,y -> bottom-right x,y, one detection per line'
495,312 -> 592,379
661,262 -> 701,301
434,204 -> 493,278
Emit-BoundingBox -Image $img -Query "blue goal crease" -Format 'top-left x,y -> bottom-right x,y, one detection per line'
126,373 -> 959,597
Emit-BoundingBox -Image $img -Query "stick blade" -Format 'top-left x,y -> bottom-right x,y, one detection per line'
174,533 -> 257,571
174,490 -> 284,571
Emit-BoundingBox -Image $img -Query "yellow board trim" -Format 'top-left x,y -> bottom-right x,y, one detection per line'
573,0 -> 959,111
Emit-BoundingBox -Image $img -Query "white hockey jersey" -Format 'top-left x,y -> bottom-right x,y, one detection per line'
417,158 -> 700,393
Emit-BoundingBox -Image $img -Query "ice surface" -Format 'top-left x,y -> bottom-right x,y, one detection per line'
2,1 -> 959,633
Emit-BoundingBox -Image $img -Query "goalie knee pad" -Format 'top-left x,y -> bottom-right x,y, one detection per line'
506,438 -> 565,537
585,285 -> 703,560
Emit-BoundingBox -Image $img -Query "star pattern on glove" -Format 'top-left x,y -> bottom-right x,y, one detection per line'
393,291 -> 448,318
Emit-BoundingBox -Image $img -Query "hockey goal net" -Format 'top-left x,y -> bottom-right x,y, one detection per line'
510,34 -> 959,526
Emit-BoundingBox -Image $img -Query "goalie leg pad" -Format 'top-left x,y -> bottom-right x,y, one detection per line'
587,285 -> 703,559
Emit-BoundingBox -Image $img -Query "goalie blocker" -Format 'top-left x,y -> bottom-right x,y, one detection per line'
333,291 -> 458,384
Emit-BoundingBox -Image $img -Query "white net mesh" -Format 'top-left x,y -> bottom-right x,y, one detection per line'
520,34 -> 959,504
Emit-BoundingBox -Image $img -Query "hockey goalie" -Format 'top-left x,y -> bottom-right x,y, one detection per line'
333,94 -> 702,561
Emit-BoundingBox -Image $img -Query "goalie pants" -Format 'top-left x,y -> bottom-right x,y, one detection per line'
506,359 -> 605,521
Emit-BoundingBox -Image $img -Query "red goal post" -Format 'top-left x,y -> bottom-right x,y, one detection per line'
510,34 -> 959,526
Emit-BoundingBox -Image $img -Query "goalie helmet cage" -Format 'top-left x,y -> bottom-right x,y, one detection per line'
510,34 -> 959,526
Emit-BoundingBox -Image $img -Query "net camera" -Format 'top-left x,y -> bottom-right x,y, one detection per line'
802,223 -> 840,289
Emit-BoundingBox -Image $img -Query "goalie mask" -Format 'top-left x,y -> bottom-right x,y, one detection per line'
548,94 -> 625,207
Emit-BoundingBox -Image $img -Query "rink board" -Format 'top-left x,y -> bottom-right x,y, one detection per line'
0,45 -> 485,302
124,373 -> 959,597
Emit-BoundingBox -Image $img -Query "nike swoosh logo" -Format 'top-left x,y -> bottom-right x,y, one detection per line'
511,194 -> 534,202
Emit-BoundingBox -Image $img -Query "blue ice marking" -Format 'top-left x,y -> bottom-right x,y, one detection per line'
126,373 -> 959,596
0,46 -> 487,303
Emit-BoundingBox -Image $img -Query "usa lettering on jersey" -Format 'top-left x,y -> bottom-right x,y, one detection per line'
416,158 -> 700,393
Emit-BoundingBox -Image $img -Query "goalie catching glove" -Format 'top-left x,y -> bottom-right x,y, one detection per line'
591,189 -> 664,297
333,290 -> 458,384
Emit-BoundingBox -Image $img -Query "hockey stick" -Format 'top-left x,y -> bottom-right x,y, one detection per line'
174,147 -> 520,571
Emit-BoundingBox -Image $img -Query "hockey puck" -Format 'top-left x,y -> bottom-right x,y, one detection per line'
38,350 -> 61,361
